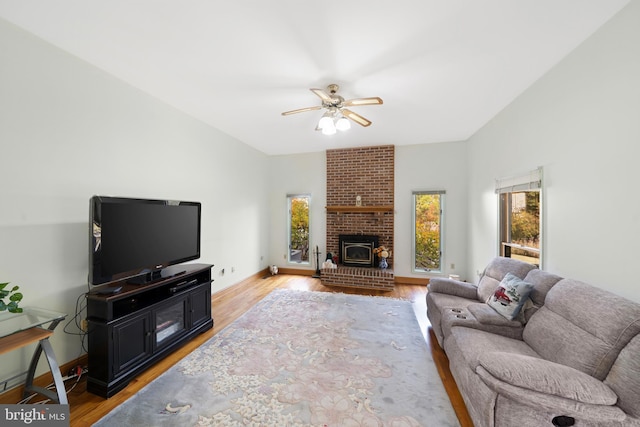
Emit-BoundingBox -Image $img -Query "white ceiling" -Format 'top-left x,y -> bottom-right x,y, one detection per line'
0,0 -> 629,155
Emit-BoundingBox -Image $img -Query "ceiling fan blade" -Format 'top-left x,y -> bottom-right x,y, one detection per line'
310,88 -> 333,102
342,109 -> 372,127
281,106 -> 322,116
343,97 -> 383,107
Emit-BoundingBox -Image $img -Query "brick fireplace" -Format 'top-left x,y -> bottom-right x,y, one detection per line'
321,145 -> 394,290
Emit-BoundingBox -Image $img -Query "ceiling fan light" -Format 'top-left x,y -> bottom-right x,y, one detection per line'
321,121 -> 337,135
318,115 -> 333,130
336,117 -> 351,131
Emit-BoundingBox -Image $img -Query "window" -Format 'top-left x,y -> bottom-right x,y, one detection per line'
413,191 -> 444,273
287,194 -> 310,264
496,168 -> 542,267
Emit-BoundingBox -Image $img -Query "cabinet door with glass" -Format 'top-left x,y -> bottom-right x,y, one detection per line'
152,295 -> 189,351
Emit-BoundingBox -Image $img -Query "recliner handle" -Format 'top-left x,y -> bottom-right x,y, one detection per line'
552,416 -> 575,426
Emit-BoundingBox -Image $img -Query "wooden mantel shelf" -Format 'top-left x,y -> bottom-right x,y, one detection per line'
326,205 -> 394,213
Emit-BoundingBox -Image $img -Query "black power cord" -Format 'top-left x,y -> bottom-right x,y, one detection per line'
62,291 -> 89,354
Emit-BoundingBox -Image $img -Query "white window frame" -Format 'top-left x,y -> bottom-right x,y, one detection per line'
412,190 -> 445,274
496,167 -> 543,268
287,194 -> 311,265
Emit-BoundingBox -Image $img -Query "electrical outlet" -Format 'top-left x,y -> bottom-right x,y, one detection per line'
81,319 -> 88,332
450,263 -> 455,269
231,267 -> 235,273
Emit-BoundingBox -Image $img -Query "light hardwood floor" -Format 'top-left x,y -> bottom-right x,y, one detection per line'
57,273 -> 472,426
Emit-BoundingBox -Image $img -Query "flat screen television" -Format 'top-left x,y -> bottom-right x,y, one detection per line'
89,196 -> 201,286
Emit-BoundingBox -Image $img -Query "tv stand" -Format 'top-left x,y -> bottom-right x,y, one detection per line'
86,263 -> 213,398
126,265 -> 187,285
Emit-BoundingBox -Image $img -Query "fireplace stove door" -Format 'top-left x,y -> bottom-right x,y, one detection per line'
339,234 -> 379,267
343,243 -> 374,266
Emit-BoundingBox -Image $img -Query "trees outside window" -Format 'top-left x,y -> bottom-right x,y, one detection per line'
288,195 -> 310,264
496,168 -> 542,267
413,191 -> 444,272
499,190 -> 540,266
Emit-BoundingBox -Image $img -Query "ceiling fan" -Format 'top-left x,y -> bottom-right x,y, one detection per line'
281,84 -> 383,134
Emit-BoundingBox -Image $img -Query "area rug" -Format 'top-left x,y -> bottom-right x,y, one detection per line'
94,289 -> 459,426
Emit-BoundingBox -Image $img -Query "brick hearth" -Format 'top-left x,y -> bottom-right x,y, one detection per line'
321,266 -> 395,291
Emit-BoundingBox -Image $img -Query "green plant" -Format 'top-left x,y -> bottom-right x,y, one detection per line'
0,282 -> 23,313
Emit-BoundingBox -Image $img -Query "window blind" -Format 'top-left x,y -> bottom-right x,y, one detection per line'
413,190 -> 446,195
495,167 -> 542,194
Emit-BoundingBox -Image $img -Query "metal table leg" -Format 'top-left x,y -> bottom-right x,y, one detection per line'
22,319 -> 68,404
23,338 -> 68,404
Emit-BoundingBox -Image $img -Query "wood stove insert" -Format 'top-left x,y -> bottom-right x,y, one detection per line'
339,235 -> 379,267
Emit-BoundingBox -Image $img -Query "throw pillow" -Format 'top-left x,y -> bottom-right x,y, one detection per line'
487,273 -> 533,320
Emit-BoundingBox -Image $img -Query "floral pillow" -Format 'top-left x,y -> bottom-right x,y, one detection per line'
487,273 -> 534,321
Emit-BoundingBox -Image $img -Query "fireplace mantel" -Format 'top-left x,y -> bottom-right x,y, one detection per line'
326,205 -> 393,213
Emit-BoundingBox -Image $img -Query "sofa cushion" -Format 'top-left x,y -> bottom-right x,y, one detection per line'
445,326 -> 539,370
426,291 -> 480,346
487,273 -> 533,320
467,303 -> 522,327
521,269 -> 563,322
477,257 -> 537,302
524,279 -> 640,380
523,269 -> 563,307
441,305 -> 525,342
605,334 -> 640,418
477,352 -> 618,405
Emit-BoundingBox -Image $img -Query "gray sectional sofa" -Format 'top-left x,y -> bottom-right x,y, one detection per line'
427,257 -> 640,427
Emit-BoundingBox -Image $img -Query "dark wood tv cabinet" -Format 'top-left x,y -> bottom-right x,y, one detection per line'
86,263 -> 213,398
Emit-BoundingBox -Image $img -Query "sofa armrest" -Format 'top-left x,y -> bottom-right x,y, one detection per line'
427,277 -> 478,300
476,352 -> 626,423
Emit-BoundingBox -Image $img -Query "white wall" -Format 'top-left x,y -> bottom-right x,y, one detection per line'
0,18 -> 269,380
466,2 -> 640,302
395,142 -> 468,279
267,152 -> 326,270
267,142 -> 469,280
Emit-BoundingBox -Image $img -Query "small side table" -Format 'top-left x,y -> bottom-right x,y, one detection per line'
0,308 -> 68,404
